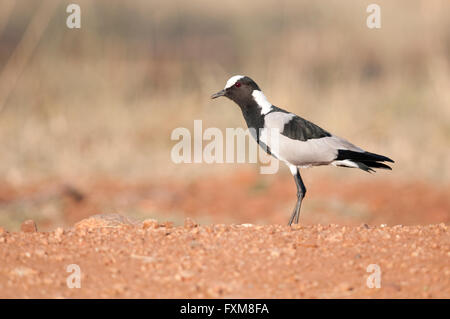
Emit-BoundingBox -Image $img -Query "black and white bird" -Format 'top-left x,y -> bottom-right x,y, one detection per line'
211,75 -> 394,225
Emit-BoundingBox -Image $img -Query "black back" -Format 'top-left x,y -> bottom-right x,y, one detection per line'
280,114 -> 331,141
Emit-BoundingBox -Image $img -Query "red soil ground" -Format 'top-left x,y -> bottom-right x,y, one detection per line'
0,171 -> 449,298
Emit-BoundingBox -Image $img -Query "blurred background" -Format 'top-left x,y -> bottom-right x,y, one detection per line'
0,0 -> 449,230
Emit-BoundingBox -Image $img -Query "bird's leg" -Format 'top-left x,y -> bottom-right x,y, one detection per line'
288,168 -> 307,226
294,170 -> 307,224
288,196 -> 301,226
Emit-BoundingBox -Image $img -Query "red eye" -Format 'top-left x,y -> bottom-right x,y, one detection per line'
235,82 -> 241,88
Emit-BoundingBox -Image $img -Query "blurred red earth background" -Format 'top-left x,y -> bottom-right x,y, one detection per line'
1,169 -> 448,231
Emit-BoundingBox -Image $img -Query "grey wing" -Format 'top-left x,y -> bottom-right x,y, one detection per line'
262,111 -> 364,166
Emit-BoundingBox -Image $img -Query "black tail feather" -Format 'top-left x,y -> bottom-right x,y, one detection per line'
358,160 -> 392,170
336,150 -> 394,163
336,149 -> 394,173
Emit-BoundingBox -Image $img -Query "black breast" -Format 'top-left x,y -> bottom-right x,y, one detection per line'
241,107 -> 264,131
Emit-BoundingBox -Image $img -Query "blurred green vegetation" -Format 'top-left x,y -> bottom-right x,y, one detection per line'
0,0 -> 449,184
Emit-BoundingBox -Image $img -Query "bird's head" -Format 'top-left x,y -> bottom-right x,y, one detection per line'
211,75 -> 261,106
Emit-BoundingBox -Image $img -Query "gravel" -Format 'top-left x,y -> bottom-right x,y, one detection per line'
0,216 -> 448,298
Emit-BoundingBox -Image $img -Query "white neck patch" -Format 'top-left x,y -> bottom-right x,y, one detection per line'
224,75 -> 245,89
252,90 -> 273,115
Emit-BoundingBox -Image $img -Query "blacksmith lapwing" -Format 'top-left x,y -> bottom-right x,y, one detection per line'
211,75 -> 394,225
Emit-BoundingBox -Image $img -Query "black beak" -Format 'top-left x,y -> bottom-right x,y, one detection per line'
211,89 -> 226,99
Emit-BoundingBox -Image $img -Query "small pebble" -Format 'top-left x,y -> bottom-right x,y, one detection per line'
142,219 -> 159,229
21,220 -> 37,233
184,218 -> 198,229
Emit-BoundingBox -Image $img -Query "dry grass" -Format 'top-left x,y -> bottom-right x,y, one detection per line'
0,0 -> 449,185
